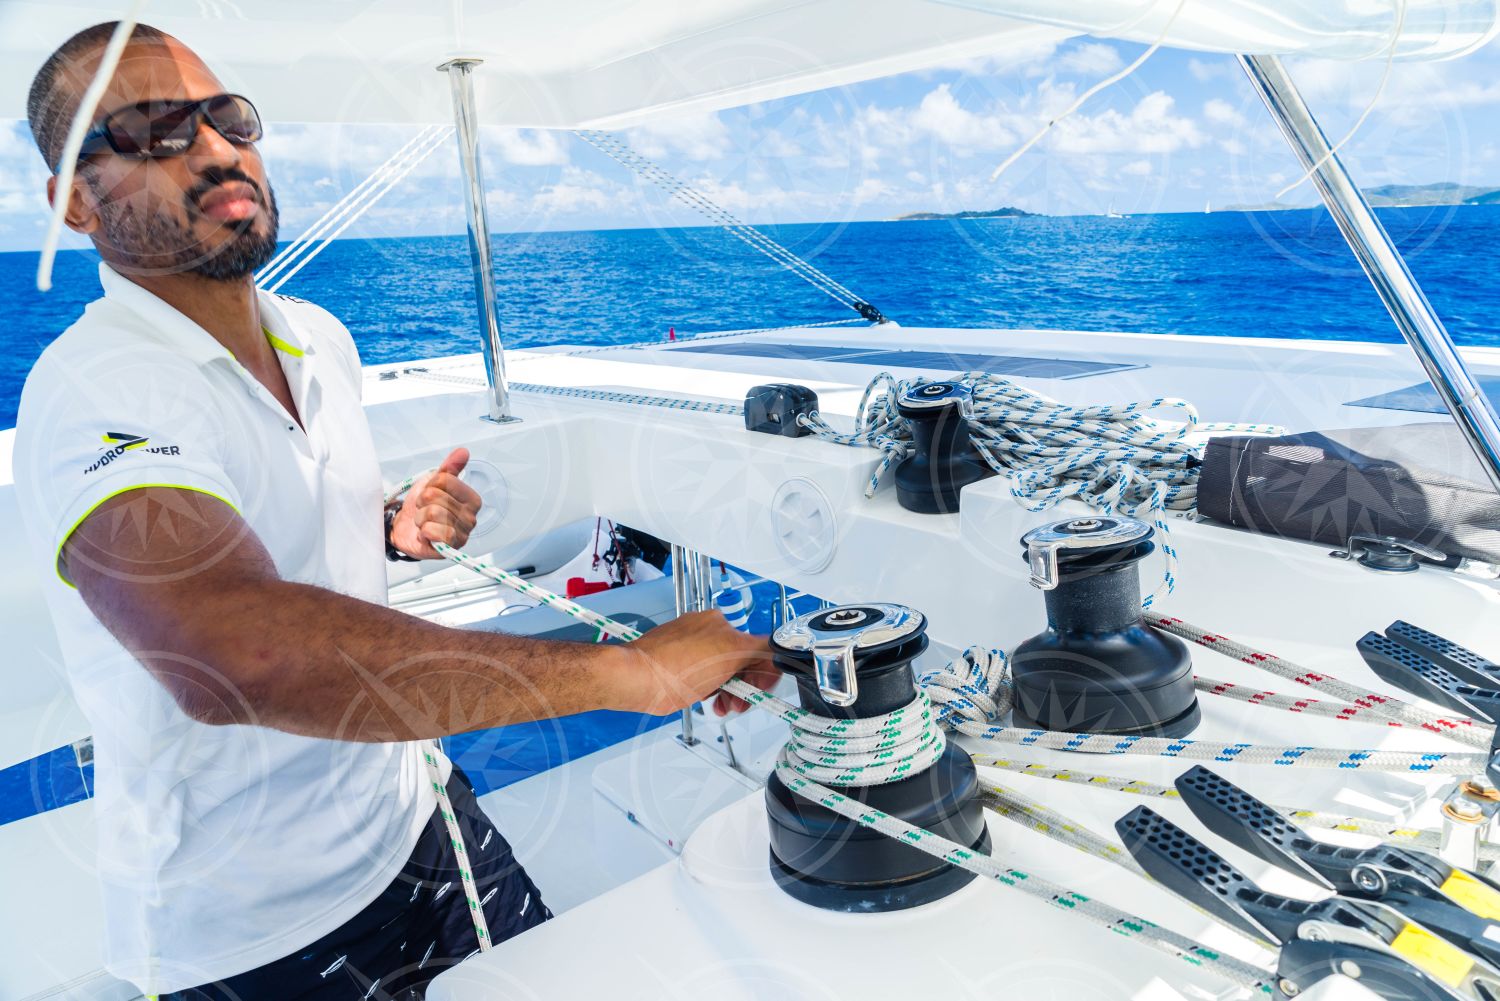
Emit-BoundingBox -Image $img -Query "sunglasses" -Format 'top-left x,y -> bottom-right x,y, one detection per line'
72,93 -> 263,168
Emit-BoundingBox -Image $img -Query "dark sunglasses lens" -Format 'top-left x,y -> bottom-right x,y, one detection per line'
106,101 -> 198,157
206,95 -> 263,144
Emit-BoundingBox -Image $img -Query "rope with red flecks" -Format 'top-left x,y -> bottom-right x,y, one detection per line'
1154,615 -> 1491,751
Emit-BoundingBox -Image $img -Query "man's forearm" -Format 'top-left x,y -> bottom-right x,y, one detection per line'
132,577 -> 640,741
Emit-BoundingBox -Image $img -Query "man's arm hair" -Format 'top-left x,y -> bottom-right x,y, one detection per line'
63,486 -> 640,742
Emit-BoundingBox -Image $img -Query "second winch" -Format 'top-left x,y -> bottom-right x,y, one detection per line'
1010,515 -> 1200,738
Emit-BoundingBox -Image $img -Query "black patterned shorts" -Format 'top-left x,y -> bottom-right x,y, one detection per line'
163,766 -> 551,1000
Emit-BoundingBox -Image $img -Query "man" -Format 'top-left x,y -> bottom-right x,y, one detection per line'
15,21 -> 776,1001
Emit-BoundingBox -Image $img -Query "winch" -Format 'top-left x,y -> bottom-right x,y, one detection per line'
893,381 -> 994,514
764,602 -> 990,911
1011,516 -> 1200,737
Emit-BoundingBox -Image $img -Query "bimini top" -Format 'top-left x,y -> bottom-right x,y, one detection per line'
0,0 -> 1495,129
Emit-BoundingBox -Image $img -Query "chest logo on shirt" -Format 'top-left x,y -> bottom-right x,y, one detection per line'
82,431 -> 183,475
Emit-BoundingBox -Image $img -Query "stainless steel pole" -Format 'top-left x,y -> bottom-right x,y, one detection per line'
669,543 -> 699,746
438,58 -> 514,424
1239,54 -> 1500,494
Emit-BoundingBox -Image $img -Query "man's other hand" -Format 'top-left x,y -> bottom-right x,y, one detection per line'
391,447 -> 483,559
619,610 -> 780,718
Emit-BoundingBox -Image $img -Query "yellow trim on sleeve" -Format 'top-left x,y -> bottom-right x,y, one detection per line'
55,483 -> 241,590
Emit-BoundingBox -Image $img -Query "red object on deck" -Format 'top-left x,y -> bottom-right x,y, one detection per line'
567,577 -> 611,599
668,326 -> 676,341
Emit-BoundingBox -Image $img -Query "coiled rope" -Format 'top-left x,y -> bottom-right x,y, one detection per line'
798,372 -> 1285,606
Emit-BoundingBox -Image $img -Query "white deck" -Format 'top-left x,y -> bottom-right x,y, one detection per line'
6,324 -> 1500,1000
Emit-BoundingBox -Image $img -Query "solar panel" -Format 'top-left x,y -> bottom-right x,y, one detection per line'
664,342 -> 1139,379
1348,377 -> 1500,414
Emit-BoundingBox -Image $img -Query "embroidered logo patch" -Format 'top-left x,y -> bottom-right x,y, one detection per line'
83,431 -> 182,474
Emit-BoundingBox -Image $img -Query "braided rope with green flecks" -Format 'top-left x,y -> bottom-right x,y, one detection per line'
412,535 -> 1284,989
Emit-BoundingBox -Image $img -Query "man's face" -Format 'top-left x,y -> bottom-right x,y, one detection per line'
65,37 -> 278,281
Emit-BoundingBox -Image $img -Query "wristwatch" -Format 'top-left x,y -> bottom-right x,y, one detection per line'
384,502 -> 420,562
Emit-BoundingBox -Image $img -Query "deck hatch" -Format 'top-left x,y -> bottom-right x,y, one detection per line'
666,342 -> 1141,379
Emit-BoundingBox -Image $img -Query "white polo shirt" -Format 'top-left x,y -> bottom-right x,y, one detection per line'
13,263 -> 439,993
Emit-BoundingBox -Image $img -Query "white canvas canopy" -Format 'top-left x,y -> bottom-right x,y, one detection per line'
0,0 -> 1495,129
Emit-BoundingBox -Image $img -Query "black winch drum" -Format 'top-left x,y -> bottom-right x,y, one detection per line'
764,603 -> 991,912
1010,516 -> 1200,738
892,381 -> 995,514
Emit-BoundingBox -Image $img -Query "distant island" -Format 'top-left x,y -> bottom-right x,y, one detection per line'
1223,181 -> 1500,213
893,206 -> 1036,221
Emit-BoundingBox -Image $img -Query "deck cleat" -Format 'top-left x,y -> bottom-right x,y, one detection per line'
1174,766 -> 1500,922
1009,516 -> 1200,737
764,602 -> 991,912
1117,805 -> 1500,1001
892,380 -> 994,514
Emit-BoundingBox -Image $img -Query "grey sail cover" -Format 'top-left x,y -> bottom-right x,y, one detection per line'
1198,423 -> 1500,566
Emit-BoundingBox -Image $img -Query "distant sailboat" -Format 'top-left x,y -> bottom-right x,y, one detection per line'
1204,199 -> 1212,214
1105,202 -> 1125,219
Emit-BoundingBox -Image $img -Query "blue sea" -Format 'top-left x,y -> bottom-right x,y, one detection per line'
5,203 -> 1500,429
5,204 -> 1499,827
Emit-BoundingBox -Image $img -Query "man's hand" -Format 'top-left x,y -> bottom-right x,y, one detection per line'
618,610 -> 781,717
390,447 -> 483,559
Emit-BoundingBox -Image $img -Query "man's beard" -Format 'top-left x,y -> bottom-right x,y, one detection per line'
89,170 -> 280,282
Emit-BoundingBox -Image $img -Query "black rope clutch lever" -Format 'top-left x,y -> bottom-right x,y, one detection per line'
1116,806 -> 1500,1000
1357,629 -> 1500,791
1174,766 -> 1500,920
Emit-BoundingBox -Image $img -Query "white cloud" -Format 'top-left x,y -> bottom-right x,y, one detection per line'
911,84 -> 1013,150
491,129 -> 570,167
1057,42 -> 1124,76
1120,159 -> 1153,176
628,114 -> 731,162
851,178 -> 892,205
1203,98 -> 1245,127
1049,92 -> 1205,155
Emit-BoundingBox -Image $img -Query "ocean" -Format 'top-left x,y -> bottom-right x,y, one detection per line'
4,203 -> 1500,429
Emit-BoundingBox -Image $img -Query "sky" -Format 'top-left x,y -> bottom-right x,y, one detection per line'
4,33 -> 1500,252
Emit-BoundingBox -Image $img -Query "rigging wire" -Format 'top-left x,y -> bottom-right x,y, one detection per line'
255,124 -> 451,286
572,129 -> 889,323
262,126 -> 453,293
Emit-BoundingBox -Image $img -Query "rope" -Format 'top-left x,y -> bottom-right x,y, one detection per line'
989,0 -> 1189,184
573,129 -> 887,324
409,536 -> 1277,985
975,757 -> 1500,862
36,5 -> 146,292
1153,615 -> 1493,751
799,371 -> 1285,605
1194,676 -> 1397,726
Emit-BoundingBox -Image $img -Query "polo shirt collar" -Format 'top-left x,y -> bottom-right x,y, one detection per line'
96,262 -> 313,364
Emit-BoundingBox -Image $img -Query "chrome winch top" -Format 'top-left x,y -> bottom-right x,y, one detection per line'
896,380 -> 973,414
772,603 -> 925,707
1021,515 -> 1153,591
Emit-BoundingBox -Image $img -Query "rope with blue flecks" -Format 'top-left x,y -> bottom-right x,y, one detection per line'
796,371 -> 1286,607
